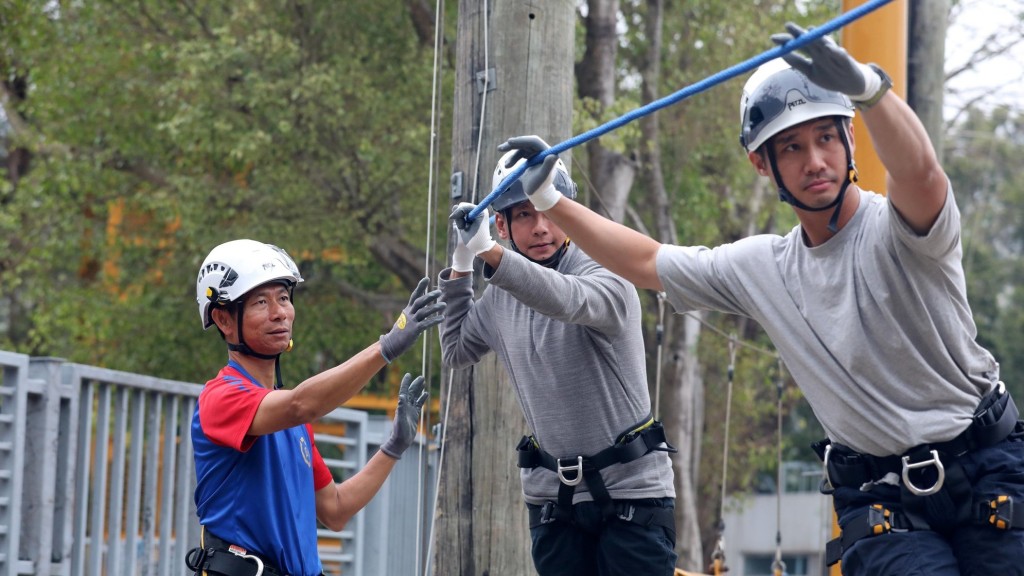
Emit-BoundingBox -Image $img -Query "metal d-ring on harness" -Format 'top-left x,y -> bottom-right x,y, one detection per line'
516,413 -> 676,526
817,381 -> 1023,566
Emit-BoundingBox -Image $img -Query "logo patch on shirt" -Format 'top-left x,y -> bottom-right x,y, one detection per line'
299,435 -> 312,468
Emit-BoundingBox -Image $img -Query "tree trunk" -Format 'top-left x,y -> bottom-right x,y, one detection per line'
578,0 -> 636,222
908,0 -> 949,158
435,2 -> 575,575
635,0 -> 702,569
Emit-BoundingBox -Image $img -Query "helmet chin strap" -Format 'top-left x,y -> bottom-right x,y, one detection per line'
766,117 -> 859,234
226,304 -> 289,390
504,213 -> 572,269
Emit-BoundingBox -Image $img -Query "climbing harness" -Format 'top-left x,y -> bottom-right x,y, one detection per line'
185,529 -> 278,576
516,414 -> 676,526
817,382 -> 1022,566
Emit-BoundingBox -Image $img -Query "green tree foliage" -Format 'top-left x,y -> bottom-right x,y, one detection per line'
0,1 -> 456,392
945,105 -> 1024,399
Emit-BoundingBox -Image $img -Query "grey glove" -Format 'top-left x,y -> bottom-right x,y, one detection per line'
379,277 -> 445,363
497,136 -> 563,211
770,22 -> 888,106
380,373 -> 428,459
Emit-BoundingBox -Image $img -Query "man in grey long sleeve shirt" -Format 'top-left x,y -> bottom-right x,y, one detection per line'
440,151 -> 677,575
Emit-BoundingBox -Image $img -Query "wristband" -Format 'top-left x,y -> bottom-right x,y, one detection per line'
854,64 -> 893,110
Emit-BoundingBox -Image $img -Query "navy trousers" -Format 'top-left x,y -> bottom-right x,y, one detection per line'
528,498 -> 677,576
832,434 -> 1024,576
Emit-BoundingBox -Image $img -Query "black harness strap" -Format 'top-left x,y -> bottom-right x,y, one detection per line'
185,529 -> 286,576
517,416 -> 676,522
824,504 -> 913,566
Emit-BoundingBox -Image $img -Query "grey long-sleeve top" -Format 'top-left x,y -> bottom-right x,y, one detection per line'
439,243 -> 675,505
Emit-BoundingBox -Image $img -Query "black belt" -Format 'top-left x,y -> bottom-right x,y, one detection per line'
517,415 -> 675,518
185,530 -> 287,576
814,382 -> 1020,491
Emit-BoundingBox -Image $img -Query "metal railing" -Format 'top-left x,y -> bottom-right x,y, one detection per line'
0,351 -> 434,576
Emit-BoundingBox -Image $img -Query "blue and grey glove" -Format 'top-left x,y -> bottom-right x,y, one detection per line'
497,135 -> 563,211
771,22 -> 891,109
379,277 -> 445,363
449,202 -> 496,273
380,373 -> 428,459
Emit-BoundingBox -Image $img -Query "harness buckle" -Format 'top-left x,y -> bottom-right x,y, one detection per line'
820,443 -> 835,494
867,504 -> 892,535
617,504 -> 635,522
228,545 -> 264,576
901,449 -> 945,496
556,456 -> 584,486
988,495 -> 1014,530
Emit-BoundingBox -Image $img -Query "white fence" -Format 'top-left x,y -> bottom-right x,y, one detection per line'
0,350 -> 435,576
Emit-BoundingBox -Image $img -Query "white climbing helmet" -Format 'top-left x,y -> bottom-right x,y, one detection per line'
490,150 -> 577,213
196,239 -> 304,330
739,59 -> 855,153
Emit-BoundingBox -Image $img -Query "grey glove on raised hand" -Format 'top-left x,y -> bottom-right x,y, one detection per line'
449,202 -> 496,273
497,136 -> 563,211
379,277 -> 445,363
380,373 -> 428,459
771,22 -> 891,108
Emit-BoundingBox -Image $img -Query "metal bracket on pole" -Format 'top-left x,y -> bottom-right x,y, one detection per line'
451,171 -> 464,201
476,68 -> 496,94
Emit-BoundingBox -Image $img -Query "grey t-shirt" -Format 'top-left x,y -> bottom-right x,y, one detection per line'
440,244 -> 675,504
656,186 -> 999,457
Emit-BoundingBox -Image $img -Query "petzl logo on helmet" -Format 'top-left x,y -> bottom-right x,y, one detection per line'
787,98 -> 807,110
218,268 -> 238,289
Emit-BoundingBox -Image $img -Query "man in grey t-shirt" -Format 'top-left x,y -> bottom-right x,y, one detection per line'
498,22 -> 1024,576
442,152 -> 677,575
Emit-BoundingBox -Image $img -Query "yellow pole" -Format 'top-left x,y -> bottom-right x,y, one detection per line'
829,5 -> 907,574
841,0 -> 908,195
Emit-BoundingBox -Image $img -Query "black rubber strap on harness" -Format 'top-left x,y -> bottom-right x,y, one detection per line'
824,504 -> 913,566
516,416 -> 675,520
185,530 -> 286,576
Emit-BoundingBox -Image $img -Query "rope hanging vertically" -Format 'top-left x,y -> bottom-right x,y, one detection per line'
417,0 -> 447,571
465,0 -> 897,224
772,357 -> 788,576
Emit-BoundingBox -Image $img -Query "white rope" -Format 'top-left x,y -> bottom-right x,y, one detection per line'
416,0 -> 447,570
423,1 -> 493,573
772,356 -> 788,576
422,369 -> 456,576
653,292 -> 666,419
469,0 -> 492,203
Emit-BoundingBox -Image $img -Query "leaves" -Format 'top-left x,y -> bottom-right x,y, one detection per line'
0,0 -> 454,388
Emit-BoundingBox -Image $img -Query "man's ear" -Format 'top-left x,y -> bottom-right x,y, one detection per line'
211,305 -> 236,336
748,150 -> 770,177
494,212 -> 510,240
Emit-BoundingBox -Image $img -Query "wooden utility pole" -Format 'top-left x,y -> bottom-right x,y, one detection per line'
908,0 -> 949,157
434,1 -> 575,575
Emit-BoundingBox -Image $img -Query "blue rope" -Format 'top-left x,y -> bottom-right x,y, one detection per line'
468,0 -> 896,223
